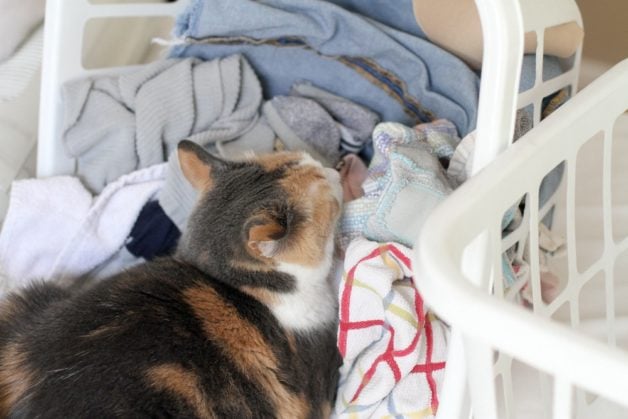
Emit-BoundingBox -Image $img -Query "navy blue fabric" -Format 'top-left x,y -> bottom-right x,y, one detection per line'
126,201 -> 181,260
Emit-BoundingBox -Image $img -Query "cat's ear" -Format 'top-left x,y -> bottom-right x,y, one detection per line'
245,214 -> 287,259
177,140 -> 224,190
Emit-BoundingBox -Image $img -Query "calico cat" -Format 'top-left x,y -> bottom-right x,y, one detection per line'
0,141 -> 343,418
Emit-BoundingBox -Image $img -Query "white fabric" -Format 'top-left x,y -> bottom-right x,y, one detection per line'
335,238 -> 449,418
0,25 -> 43,102
0,164 -> 165,293
446,129 -> 476,188
0,0 -> 45,64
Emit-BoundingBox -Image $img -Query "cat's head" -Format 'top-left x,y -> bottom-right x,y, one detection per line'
176,140 -> 342,289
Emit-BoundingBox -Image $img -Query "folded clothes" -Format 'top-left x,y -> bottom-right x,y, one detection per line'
337,238 -> 448,418
340,120 -> 459,249
63,55 -> 274,193
171,0 -> 480,136
0,164 -> 167,292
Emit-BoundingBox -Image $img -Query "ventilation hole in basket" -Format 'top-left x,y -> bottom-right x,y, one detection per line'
501,195 -> 529,300
519,31 -> 537,94
574,386 -> 600,408
612,111 -> 628,243
578,271 -> 607,343
551,301 -> 571,324
513,104 -> 534,142
542,22 -> 580,82
584,391 -> 599,406
502,195 -> 526,240
537,161 -> 568,303
614,247 -> 628,351
82,17 -> 174,70
511,359 -> 553,416
541,86 -> 572,121
575,132 -> 605,274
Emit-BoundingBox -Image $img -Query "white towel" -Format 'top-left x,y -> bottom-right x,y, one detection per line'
0,164 -> 166,293
335,238 -> 449,418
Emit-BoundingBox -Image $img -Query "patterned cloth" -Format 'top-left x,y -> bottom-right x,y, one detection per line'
340,120 -> 459,249
335,238 -> 449,418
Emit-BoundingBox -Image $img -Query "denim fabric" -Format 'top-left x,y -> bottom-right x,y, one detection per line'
327,0 -> 426,38
519,54 -> 565,93
171,0 -> 479,137
519,54 -> 571,217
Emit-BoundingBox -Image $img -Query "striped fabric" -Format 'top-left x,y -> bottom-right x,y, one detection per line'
335,238 -> 449,418
0,25 -> 42,103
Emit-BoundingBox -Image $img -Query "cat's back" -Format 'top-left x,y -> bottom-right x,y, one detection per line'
0,259 -> 313,418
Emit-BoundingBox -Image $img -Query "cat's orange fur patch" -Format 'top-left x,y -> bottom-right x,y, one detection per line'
247,216 -> 285,259
0,342 -> 34,415
240,285 -> 281,307
146,363 -> 215,419
230,257 -> 276,273
286,331 -> 298,354
248,219 -> 285,243
179,146 -> 214,191
278,164 -> 340,267
256,152 -> 301,172
184,285 -> 309,419
321,402 -> 333,418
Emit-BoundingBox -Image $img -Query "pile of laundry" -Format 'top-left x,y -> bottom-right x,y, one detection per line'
0,0 -> 581,417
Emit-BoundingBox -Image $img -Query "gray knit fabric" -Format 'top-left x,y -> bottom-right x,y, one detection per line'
263,83 -> 379,167
514,106 -> 533,140
62,55 -> 268,193
263,98 -> 338,166
291,83 -> 380,154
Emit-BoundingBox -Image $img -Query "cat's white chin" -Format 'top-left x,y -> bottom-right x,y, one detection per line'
272,236 -> 337,332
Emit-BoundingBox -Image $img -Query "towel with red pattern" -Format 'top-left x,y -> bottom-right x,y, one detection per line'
335,238 -> 449,418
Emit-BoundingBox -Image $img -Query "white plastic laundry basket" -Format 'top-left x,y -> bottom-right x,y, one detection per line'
416,58 -> 628,419
37,0 -> 187,178
37,0 -> 612,418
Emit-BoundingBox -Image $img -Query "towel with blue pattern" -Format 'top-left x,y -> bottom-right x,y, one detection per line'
340,120 -> 459,249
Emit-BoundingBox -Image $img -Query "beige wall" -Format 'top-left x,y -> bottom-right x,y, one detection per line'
578,0 -> 628,65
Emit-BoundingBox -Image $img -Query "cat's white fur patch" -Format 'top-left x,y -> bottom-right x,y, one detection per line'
298,153 -> 324,169
324,167 -> 343,205
273,237 -> 337,332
